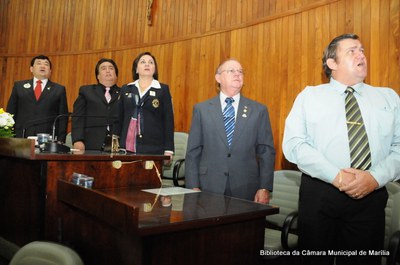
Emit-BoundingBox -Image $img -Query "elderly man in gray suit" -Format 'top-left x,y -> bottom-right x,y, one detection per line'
185,59 -> 275,203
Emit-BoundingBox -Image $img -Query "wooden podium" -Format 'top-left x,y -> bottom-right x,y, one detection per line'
0,138 -> 279,265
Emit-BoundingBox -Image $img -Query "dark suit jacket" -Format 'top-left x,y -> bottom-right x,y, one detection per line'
6,79 -> 68,142
185,95 -> 276,201
71,84 -> 121,150
118,83 -> 174,154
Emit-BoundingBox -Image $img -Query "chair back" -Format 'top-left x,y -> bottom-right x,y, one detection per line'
384,181 -> 400,249
162,132 -> 188,186
267,170 -> 301,227
9,241 -> 83,265
264,170 -> 301,252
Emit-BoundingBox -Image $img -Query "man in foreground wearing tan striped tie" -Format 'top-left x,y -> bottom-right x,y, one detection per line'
283,34 -> 400,265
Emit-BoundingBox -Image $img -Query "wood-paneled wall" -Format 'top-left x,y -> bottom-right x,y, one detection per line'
1,0 -> 399,170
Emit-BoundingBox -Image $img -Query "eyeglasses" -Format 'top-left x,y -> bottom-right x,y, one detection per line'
219,69 -> 244,75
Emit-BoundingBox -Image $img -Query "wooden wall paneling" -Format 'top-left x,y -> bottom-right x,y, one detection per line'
306,9 -> 317,85
336,0 -> 345,34
278,15 -> 294,168
120,1 -> 135,46
0,0 -> 8,53
198,36 -> 216,100
378,0 -> 390,86
0,58 -> 6,105
169,41 -> 186,131
300,11 -> 310,91
1,0 -> 400,170
369,0 -> 381,85
328,2 -> 338,43
180,0 -> 189,35
174,0 -> 183,37
189,0 -> 199,34
311,8 -> 322,85
185,39 -> 198,130
162,0 -> 173,39
388,0 -> 400,89
315,6 -> 328,83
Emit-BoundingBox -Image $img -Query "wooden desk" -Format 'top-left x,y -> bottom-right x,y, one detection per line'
58,180 -> 278,265
0,138 -> 166,246
0,138 -> 279,264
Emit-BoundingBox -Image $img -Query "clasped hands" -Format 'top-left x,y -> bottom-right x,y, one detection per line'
332,168 -> 378,199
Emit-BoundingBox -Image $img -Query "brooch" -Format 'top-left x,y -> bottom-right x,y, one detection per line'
152,99 -> 160,108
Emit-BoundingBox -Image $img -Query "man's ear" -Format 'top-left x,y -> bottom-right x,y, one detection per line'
215,73 -> 221,84
326,58 -> 337,71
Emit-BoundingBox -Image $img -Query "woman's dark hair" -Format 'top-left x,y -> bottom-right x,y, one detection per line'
322,33 -> 360,79
132,52 -> 158,80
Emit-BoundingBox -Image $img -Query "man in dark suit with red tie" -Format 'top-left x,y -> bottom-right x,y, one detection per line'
71,58 -> 120,151
6,55 -> 68,142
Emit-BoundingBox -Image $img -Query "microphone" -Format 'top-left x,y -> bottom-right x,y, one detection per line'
70,114 -> 120,152
42,113 -> 120,153
42,112 -> 72,153
22,115 -> 57,138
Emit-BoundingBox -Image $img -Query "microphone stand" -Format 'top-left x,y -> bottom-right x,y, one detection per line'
22,116 -> 57,138
42,113 -> 71,153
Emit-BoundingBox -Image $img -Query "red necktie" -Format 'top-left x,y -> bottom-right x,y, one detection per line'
34,80 -> 42,100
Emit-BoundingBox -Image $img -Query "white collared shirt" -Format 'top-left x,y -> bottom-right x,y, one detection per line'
33,78 -> 48,92
128,79 -> 161,98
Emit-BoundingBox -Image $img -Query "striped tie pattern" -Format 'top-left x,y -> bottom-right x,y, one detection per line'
345,87 -> 371,170
223,97 -> 235,146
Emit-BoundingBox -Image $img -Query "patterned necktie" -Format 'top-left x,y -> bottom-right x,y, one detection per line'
34,80 -> 42,100
223,97 -> 235,146
345,87 -> 371,170
105,87 -> 111,103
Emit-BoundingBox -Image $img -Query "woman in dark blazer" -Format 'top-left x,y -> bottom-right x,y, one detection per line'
118,52 -> 174,159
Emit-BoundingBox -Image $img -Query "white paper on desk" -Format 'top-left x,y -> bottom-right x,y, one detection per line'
142,187 -> 201,196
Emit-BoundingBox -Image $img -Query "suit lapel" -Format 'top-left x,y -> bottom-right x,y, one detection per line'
38,80 -> 54,101
109,86 -> 120,103
231,96 -> 251,147
208,96 -> 230,147
93,84 -> 108,104
26,80 -> 36,101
